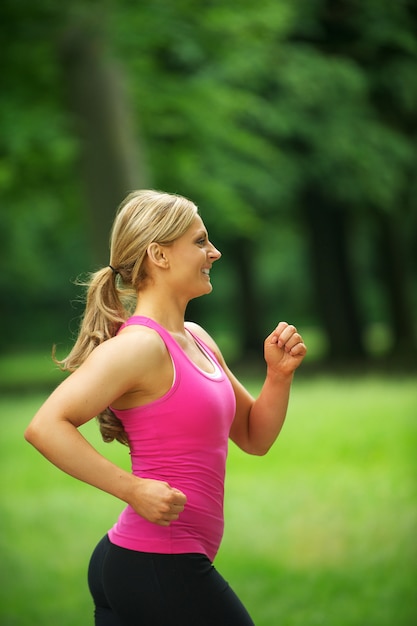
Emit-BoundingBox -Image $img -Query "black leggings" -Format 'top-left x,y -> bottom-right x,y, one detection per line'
88,535 -> 255,626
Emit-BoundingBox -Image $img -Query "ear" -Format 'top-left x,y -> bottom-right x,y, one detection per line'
146,242 -> 169,268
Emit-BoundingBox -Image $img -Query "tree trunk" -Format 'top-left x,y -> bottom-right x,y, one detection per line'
375,211 -> 417,357
60,22 -> 147,265
232,236 -> 264,359
302,188 -> 366,361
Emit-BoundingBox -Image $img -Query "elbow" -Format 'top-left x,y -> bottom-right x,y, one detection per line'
231,432 -> 273,456
240,441 -> 272,457
24,423 -> 35,445
24,422 -> 43,448
251,444 -> 271,457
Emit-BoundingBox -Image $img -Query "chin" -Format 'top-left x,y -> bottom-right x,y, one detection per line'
192,284 -> 213,299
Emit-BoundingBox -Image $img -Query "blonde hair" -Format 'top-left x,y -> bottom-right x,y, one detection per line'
56,189 -> 198,444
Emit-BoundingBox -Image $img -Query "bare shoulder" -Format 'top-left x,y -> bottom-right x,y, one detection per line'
185,321 -> 223,362
71,323 -> 172,408
114,323 -> 166,358
86,324 -> 168,377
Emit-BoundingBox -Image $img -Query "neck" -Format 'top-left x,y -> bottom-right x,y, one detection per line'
133,290 -> 189,334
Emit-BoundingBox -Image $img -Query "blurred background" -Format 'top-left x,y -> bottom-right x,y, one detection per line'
1,3 -> 417,625
1,0 -> 416,368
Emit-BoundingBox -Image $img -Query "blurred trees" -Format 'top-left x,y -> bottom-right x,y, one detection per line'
0,1 -> 86,347
60,19 -> 147,262
1,0 -> 416,363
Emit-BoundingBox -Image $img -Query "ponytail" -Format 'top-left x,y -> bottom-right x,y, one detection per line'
55,266 -> 133,372
54,266 -> 132,446
97,407 -> 129,446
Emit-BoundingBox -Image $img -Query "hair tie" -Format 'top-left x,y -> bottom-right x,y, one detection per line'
109,265 -> 119,275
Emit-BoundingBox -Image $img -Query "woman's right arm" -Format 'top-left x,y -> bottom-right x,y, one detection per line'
24,333 -> 186,525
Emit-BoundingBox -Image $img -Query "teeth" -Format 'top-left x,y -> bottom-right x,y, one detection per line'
202,269 -> 210,275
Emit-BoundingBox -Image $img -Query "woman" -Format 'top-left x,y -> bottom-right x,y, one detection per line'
25,189 -> 307,626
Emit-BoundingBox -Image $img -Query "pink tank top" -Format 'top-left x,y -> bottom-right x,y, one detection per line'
107,316 -> 236,562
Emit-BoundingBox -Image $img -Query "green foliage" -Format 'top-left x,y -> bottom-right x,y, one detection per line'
2,375 -> 416,625
106,0 -> 417,223
0,0 -> 89,349
1,0 -> 416,356
107,0 -> 417,356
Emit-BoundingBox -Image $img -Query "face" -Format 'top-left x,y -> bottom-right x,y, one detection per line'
165,214 -> 221,299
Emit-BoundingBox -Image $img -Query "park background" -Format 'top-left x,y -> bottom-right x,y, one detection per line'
1,1 -> 416,625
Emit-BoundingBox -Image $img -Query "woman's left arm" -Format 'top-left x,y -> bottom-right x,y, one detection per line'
227,322 -> 306,455
187,321 -> 306,455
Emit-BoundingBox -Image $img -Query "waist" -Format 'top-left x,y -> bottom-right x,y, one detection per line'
108,492 -> 224,562
110,451 -> 227,561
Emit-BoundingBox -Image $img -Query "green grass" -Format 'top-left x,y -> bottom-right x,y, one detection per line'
0,350 -> 64,390
1,375 -> 416,625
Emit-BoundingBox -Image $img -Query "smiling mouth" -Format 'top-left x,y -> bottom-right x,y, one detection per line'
202,269 -> 210,276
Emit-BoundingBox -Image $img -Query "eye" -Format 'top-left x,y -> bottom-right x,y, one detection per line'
196,237 -> 207,246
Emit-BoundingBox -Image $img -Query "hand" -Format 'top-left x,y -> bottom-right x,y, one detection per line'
264,322 -> 307,377
129,478 -> 187,526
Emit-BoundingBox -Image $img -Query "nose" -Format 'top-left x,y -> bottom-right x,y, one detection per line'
208,241 -> 221,261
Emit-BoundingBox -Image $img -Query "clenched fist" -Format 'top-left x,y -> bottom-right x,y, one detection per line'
129,478 -> 187,526
264,321 -> 307,377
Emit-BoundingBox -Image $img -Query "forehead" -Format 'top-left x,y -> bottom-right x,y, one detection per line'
186,214 -> 207,234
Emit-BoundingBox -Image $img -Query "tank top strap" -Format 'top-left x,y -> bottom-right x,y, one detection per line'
119,316 -> 181,355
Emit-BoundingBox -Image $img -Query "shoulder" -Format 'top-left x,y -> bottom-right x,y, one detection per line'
184,321 -> 214,345
185,321 -> 224,364
67,323 -> 173,405
85,324 -> 169,378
